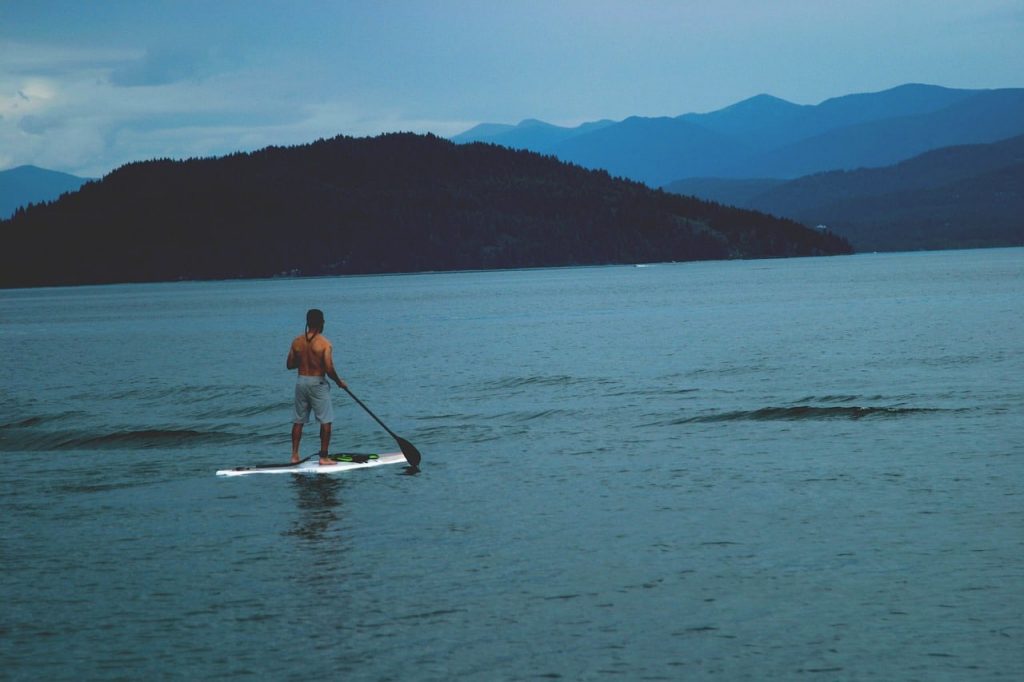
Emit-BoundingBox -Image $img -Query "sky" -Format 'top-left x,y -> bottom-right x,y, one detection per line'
2,0 -> 1023,177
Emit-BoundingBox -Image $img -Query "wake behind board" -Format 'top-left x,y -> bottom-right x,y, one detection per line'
216,452 -> 406,477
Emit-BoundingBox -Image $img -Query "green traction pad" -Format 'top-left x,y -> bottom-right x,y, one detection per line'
328,453 -> 380,464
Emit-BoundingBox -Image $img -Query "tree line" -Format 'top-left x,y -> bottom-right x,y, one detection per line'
0,133 -> 852,288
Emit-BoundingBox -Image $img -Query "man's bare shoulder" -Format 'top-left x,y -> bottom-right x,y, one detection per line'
314,335 -> 333,351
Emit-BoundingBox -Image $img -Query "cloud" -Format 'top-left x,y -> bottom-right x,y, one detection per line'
0,41 -> 133,78
109,46 -> 237,87
1,77 -> 57,124
18,115 -> 55,135
0,42 -> 309,175
4,2 -> 1021,177
0,37 -> 466,177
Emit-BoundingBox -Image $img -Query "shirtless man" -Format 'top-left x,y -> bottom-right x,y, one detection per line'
287,309 -> 347,465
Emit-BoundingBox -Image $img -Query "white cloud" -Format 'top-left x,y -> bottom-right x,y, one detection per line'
0,38 -> 467,177
0,41 -> 134,76
0,45 -> 272,174
1,77 -> 56,118
3,2 -> 1021,176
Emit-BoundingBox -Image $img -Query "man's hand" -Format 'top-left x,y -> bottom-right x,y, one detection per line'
336,378 -> 348,389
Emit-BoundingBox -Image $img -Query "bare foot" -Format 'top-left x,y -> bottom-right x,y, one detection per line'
291,454 -> 300,464
319,458 -> 339,466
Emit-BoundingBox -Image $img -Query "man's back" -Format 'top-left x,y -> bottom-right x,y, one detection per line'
289,333 -> 332,377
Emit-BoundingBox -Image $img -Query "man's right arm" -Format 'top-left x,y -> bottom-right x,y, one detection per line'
286,340 -> 299,370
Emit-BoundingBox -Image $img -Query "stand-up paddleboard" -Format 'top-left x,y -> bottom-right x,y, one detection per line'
216,452 -> 407,477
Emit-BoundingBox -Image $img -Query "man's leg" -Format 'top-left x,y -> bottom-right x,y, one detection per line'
291,422 -> 303,463
318,422 -> 333,464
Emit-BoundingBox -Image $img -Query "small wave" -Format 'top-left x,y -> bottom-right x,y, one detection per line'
680,405 -> 949,423
1,428 -> 247,452
607,387 -> 699,398
413,422 -> 504,444
98,386 -> 186,401
794,394 -> 925,405
919,354 -> 982,368
67,429 -> 243,449
194,402 -> 287,419
0,411 -> 89,430
0,416 -> 47,429
686,365 -> 763,378
56,480 -> 162,494
478,375 -> 599,390
97,384 -> 262,404
794,394 -> 884,404
495,408 -> 577,423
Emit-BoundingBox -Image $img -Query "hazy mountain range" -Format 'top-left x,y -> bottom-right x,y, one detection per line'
453,84 -> 1024,188
454,83 -> 1024,251
0,166 -> 90,219
3,82 -> 1018,266
666,135 -> 1024,252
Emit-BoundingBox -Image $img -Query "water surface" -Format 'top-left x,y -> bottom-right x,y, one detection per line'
2,249 -> 1022,679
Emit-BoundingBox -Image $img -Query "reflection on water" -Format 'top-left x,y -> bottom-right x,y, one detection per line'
285,474 -> 345,542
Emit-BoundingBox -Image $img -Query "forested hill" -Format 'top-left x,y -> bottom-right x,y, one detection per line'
0,133 -> 851,288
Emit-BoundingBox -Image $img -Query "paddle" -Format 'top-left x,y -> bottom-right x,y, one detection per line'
342,385 -> 422,467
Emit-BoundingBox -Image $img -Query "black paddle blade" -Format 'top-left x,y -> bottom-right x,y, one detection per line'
396,436 -> 422,468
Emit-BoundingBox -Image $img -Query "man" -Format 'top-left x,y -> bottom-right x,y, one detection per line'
287,308 -> 347,465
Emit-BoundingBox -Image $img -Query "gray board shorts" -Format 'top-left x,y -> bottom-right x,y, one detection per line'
294,375 -> 334,424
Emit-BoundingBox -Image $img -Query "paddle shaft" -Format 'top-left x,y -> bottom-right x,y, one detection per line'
343,386 -> 398,438
342,385 -> 421,467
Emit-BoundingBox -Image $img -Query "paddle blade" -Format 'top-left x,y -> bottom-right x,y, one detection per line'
396,436 -> 422,467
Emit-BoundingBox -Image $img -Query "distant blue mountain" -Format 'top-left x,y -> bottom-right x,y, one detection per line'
734,88 -> 1024,179
452,118 -> 616,149
550,116 -> 748,182
666,134 -> 1024,252
0,166 -> 90,219
678,84 -> 977,151
452,84 -> 1024,187
675,94 -> 806,145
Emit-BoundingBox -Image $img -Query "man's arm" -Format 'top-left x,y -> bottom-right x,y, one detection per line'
322,344 -> 347,388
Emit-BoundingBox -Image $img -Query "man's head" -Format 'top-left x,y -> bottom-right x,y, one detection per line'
306,308 -> 325,333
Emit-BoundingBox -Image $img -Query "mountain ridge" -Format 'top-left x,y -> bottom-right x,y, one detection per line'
0,133 -> 851,289
665,134 -> 1024,252
452,84 -> 1024,186
0,165 -> 91,219
730,89 -> 1024,179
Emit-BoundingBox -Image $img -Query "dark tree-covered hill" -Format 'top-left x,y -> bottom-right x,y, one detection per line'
0,133 -> 850,288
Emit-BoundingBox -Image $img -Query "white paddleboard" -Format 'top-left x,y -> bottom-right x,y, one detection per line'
217,452 -> 407,477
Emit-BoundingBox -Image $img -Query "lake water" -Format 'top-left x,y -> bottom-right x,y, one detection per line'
1,249 -> 1022,680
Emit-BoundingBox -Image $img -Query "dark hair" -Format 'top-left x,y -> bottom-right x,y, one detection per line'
306,308 -> 324,332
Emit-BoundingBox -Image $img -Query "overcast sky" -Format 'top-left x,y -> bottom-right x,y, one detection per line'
2,0 -> 1022,177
